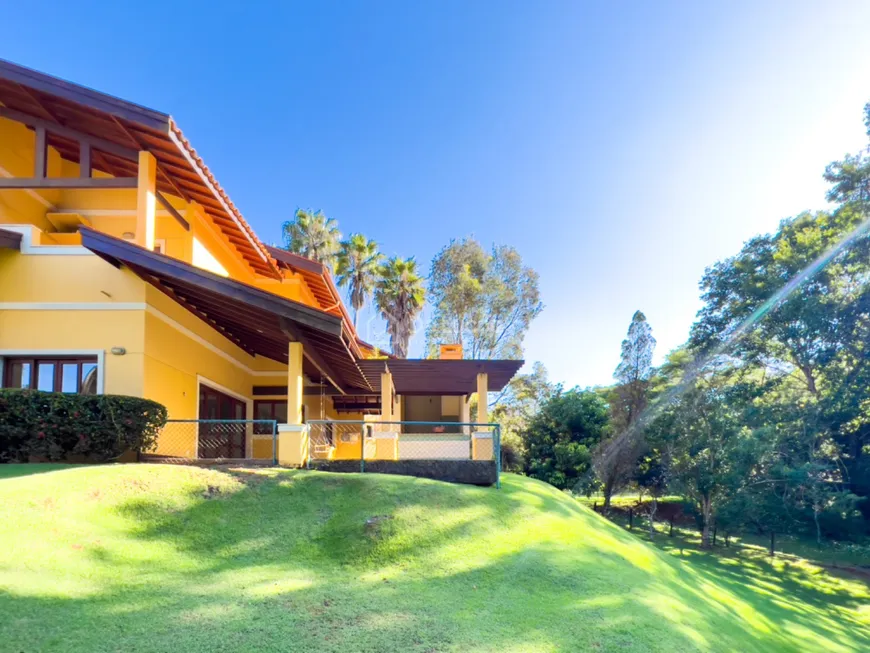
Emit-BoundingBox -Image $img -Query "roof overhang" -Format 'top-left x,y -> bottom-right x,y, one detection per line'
80,228 -> 371,393
357,359 -> 524,395
0,58 -> 280,278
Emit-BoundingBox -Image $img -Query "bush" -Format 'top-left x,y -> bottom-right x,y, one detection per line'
499,430 -> 525,472
0,389 -> 167,463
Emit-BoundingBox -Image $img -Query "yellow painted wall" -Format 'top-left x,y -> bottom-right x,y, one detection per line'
0,248 -> 146,303
0,249 -> 147,396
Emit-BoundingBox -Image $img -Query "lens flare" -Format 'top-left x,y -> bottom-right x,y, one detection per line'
591,211 -> 870,476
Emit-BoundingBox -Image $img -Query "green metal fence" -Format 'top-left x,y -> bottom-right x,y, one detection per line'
307,420 -> 502,487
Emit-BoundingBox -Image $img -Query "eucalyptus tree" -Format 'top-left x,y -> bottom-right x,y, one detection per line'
374,256 -> 425,358
336,234 -> 382,327
425,238 -> 542,359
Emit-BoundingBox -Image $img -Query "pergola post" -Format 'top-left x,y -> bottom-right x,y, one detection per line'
135,150 -> 157,250
380,368 -> 393,422
476,372 -> 489,426
287,341 -> 304,425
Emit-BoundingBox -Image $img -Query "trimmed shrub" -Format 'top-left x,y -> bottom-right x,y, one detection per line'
0,389 -> 167,463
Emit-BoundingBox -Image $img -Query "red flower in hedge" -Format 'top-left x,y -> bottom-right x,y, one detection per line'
37,432 -> 45,439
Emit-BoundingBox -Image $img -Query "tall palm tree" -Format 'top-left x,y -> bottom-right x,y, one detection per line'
282,208 -> 341,269
336,234 -> 382,327
374,256 -> 425,358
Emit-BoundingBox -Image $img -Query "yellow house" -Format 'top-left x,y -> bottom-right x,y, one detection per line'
0,60 -> 521,479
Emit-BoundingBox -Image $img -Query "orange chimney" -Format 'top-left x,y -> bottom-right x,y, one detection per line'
439,344 -> 463,360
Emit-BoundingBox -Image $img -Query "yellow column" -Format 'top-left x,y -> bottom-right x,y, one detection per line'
381,370 -> 393,422
476,372 -> 488,426
135,150 -> 157,250
287,341 -> 303,424
278,341 -> 308,467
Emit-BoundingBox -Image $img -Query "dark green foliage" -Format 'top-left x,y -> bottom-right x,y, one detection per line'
522,389 -> 610,490
0,390 -> 167,462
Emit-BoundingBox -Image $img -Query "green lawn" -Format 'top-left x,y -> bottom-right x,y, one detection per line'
1,465 -> 868,652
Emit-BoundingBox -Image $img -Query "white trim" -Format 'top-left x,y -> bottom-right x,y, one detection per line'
373,432 -> 399,440
472,432 -> 493,439
1,225 -> 91,256
0,302 -> 146,311
0,349 -> 105,394
278,424 -> 308,433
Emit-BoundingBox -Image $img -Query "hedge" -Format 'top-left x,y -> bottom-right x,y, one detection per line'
0,389 -> 167,463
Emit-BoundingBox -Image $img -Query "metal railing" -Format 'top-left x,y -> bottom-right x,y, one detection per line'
307,420 -> 502,487
145,419 -> 279,463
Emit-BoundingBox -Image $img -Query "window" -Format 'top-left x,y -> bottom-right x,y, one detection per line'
3,357 -> 98,394
253,400 -> 291,433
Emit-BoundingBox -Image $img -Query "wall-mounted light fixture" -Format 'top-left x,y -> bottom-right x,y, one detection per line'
110,347 -> 126,356
121,232 -> 135,241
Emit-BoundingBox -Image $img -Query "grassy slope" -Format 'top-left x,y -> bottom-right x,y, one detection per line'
0,465 -> 867,653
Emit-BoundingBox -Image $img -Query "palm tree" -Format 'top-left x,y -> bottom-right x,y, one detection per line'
374,256 -> 425,358
282,209 -> 341,269
336,234 -> 382,327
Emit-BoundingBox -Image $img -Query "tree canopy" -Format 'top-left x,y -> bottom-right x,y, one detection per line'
425,238 -> 542,359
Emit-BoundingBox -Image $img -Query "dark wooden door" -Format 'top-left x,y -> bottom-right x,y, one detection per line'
198,385 -> 247,458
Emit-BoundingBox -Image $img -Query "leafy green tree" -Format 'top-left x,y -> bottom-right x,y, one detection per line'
649,372 -> 752,548
282,208 -> 341,269
691,207 -> 870,397
374,257 -> 425,358
336,234 -> 382,327
425,238 -> 542,359
522,388 -> 610,490
824,102 -> 870,207
522,389 -> 609,489
491,362 -> 553,472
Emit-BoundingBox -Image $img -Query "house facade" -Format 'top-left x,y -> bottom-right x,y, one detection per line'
0,60 -> 521,470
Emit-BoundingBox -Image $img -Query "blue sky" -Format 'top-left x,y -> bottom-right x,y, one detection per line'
5,1 -> 870,388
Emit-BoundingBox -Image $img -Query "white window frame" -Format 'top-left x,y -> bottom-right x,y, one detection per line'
0,350 -> 105,394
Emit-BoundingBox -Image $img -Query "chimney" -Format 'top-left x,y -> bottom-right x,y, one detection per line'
439,344 -> 463,360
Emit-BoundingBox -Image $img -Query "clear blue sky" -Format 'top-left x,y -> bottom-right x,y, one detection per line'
5,1 -> 870,388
